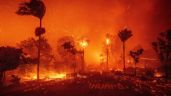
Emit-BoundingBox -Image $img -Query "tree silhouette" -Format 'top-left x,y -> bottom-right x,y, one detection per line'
18,37 -> 53,63
152,29 -> 171,80
130,48 -> 144,76
18,37 -> 53,74
62,42 -> 77,55
63,42 -> 77,74
0,47 -> 23,86
16,0 -> 46,80
118,28 -> 133,72
57,36 -> 78,74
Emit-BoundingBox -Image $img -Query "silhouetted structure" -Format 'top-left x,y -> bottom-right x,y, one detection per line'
16,0 -> 46,80
79,38 -> 89,72
118,28 -> 133,72
105,33 -> 111,71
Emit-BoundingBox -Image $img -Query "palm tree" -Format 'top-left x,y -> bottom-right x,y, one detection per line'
130,48 -> 144,76
16,0 -> 46,80
118,28 -> 133,72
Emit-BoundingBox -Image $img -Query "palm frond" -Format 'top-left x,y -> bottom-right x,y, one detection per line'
118,28 -> 133,42
16,0 -> 46,19
16,2 -> 32,15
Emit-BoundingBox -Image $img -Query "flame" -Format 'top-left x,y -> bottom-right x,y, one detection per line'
33,76 -> 37,79
115,68 -> 123,72
45,72 -> 66,80
105,38 -> 110,45
79,39 -> 88,49
22,72 -> 66,81
154,72 -> 162,78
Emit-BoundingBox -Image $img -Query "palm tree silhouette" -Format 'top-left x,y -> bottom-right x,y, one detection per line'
118,28 -> 133,72
130,48 -> 144,76
16,0 -> 46,80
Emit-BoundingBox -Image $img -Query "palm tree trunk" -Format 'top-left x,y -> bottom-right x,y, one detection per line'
37,36 -> 40,80
40,18 -> 42,28
82,50 -> 85,72
123,42 -> 126,73
106,47 -> 109,71
37,18 -> 42,80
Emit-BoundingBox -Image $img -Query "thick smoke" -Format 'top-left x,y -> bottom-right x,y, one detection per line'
0,0 -> 171,64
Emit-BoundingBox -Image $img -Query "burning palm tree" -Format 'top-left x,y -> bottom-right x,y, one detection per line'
16,0 -> 46,80
118,28 -> 133,72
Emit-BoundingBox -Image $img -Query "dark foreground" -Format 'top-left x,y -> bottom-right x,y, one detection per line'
1,73 -> 171,96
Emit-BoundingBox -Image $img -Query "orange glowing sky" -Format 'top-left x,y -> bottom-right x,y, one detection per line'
0,0 -> 171,64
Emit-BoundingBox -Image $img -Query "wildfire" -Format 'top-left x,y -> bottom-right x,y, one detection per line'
154,72 -> 163,78
106,38 -> 110,45
79,39 -> 89,49
22,72 -> 67,81
105,33 -> 111,46
45,72 -> 66,80
115,68 -> 123,72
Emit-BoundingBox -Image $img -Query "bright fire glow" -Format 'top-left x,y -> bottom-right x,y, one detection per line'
105,38 -> 110,45
22,72 -> 67,81
115,68 -> 123,72
80,40 -> 88,49
45,72 -> 66,80
154,72 -> 162,78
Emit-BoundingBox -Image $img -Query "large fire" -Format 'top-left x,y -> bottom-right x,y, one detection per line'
22,72 -> 67,81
